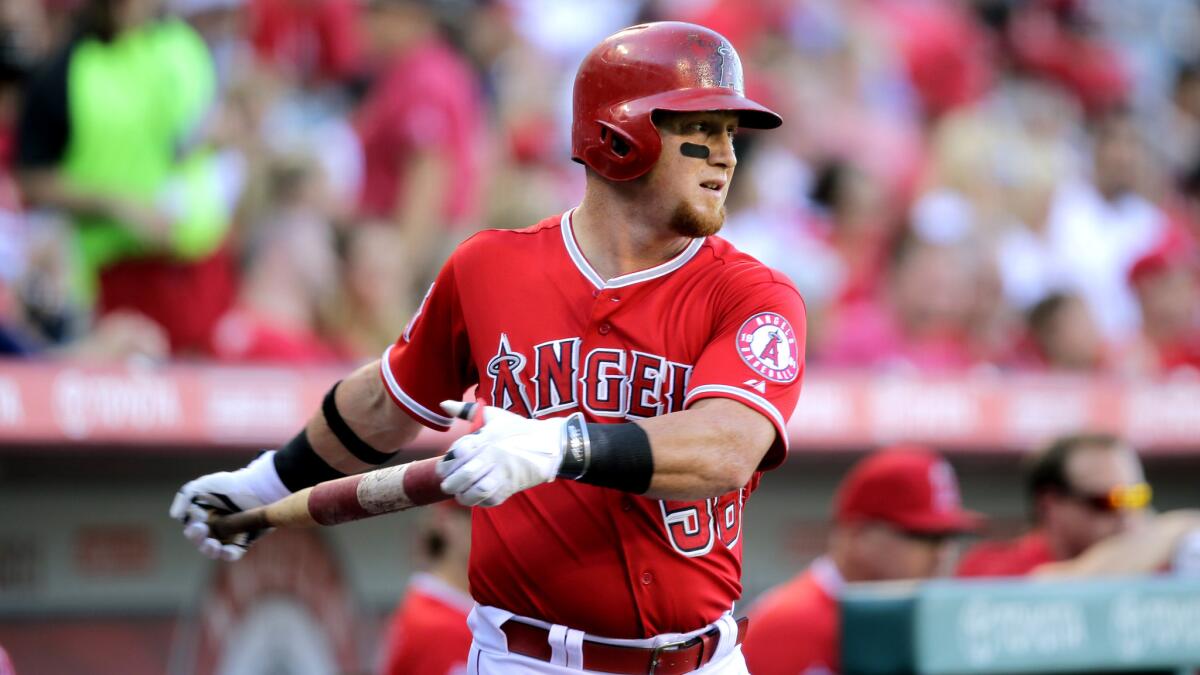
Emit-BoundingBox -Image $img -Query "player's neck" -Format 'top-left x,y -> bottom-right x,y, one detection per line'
573,193 -> 693,282
829,549 -> 868,583
431,557 -> 471,595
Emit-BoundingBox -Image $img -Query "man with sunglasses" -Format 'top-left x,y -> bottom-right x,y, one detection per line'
957,432 -> 1200,578
958,433 -> 1152,577
742,445 -> 982,675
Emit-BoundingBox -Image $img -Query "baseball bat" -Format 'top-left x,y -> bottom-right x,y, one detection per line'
207,401 -> 480,541
207,455 -> 451,540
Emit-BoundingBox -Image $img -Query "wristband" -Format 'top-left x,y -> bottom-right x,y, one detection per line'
273,429 -> 345,492
242,450 -> 293,503
556,414 -> 654,494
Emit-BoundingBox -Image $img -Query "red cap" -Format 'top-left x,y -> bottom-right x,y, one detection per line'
1128,224 -> 1197,287
834,445 -> 983,534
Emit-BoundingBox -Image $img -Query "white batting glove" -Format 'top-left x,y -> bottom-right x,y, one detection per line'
436,402 -> 567,507
169,451 -> 291,561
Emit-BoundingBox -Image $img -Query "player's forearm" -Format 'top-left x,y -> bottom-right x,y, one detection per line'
639,400 -> 773,501
274,359 -> 423,491
1033,509 -> 1200,577
309,360 -> 423,469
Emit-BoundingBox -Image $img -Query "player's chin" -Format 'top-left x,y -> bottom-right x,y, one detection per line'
668,200 -> 725,238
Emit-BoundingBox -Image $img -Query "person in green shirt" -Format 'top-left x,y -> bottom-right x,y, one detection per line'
17,0 -> 235,354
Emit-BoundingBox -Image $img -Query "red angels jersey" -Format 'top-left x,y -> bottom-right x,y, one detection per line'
381,572 -> 474,675
380,210 -> 807,638
955,530 -> 1058,578
742,559 -> 842,675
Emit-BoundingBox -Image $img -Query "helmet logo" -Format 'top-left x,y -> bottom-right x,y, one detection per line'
685,33 -> 741,91
715,45 -> 733,88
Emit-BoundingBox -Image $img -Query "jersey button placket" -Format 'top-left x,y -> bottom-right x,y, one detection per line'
640,571 -> 654,585
590,286 -> 618,336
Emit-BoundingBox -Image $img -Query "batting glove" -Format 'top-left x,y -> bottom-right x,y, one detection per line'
169,451 -> 291,561
436,402 -> 567,507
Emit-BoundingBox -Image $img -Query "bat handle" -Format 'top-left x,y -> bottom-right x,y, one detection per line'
208,507 -> 272,541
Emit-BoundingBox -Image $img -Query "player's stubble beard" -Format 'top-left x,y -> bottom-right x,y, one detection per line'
668,200 -> 726,239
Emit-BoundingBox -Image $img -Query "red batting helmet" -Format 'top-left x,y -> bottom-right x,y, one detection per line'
571,22 -> 782,182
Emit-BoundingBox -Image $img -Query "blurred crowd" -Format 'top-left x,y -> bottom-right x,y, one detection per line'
1,0 -> 1199,376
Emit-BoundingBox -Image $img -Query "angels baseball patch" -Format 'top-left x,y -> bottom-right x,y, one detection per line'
737,312 -> 799,383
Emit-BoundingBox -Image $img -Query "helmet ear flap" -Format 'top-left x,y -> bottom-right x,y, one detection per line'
583,119 -> 660,181
604,129 -> 631,157
598,121 -> 636,158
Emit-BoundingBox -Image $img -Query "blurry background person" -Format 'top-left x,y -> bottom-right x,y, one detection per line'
0,11 -> 169,360
247,0 -> 362,86
1040,106 -> 1168,341
379,501 -> 473,675
742,446 -> 982,675
959,432 -> 1153,577
820,231 -> 980,372
1018,291 -> 1111,372
15,0 -> 240,356
209,155 -> 345,363
353,0 -> 487,325
1124,226 -> 1200,375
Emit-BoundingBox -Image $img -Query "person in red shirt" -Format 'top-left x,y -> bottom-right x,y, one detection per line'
957,432 -> 1200,580
1125,227 -> 1200,375
821,232 -> 979,372
958,432 -> 1150,577
381,502 -> 473,675
247,0 -> 362,83
354,0 -> 486,322
742,446 -> 982,675
172,22 -> 804,674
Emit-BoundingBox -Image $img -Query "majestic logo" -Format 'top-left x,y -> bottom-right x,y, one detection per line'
737,312 -> 799,383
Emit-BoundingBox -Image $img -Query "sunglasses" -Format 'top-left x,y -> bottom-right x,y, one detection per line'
898,530 -> 957,545
1063,482 -> 1153,513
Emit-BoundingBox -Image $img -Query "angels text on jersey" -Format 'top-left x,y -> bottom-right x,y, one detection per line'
487,333 -> 695,421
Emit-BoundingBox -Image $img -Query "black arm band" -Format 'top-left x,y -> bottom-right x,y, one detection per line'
557,414 -> 654,494
322,380 -> 393,465
273,429 -> 345,492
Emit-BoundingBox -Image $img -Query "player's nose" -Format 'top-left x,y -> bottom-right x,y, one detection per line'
708,134 -> 736,170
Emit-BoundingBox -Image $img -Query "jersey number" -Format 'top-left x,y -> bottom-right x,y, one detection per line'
659,489 -> 744,558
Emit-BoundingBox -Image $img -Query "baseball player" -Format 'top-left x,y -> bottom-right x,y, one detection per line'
381,501 -> 474,675
172,21 -> 806,674
742,446 -> 982,675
